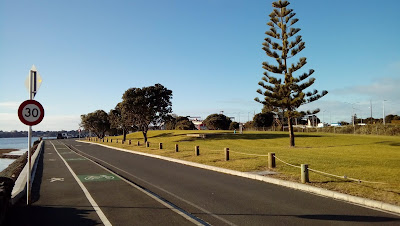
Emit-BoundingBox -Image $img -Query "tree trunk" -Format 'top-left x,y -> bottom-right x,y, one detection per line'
123,129 -> 127,141
288,116 -> 295,147
142,130 -> 148,143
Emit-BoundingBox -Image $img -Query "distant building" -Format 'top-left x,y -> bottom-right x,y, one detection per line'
189,118 -> 207,130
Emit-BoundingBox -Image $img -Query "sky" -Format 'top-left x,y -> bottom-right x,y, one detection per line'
1,0 -> 399,131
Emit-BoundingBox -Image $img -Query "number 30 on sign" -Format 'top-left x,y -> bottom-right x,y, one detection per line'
18,100 -> 45,126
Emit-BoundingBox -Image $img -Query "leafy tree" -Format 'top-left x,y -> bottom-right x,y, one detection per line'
164,115 -> 194,130
203,114 -> 232,130
255,0 -> 327,146
253,112 -> 274,128
385,114 -> 400,124
80,110 -> 110,138
108,102 -> 135,141
175,117 -> 195,130
229,121 -> 239,130
164,115 -> 177,130
244,121 -> 254,130
121,84 -> 172,143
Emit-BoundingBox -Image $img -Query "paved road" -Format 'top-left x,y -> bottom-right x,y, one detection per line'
55,139 -> 400,226
6,140 -> 195,226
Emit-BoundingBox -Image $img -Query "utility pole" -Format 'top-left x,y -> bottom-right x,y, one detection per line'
370,100 -> 373,124
383,100 -> 387,125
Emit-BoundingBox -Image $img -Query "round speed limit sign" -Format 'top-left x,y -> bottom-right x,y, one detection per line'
18,100 -> 45,126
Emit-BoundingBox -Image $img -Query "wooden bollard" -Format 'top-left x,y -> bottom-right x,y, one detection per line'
159,143 -> 163,149
129,140 -> 131,145
175,144 -> 179,152
195,146 -> 199,156
107,138 -> 108,142
122,140 -> 124,144
116,139 -> 118,143
137,141 -> 140,146
146,141 -> 150,147
301,164 -> 309,183
268,152 -> 276,168
225,148 -> 229,161
111,139 -> 113,143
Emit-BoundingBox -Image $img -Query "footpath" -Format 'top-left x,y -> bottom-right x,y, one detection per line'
5,140 -> 194,226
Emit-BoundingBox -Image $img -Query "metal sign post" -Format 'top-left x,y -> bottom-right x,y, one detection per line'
21,65 -> 44,205
27,69 -> 33,205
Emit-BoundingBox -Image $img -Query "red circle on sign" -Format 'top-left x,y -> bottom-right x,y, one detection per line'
18,100 -> 45,126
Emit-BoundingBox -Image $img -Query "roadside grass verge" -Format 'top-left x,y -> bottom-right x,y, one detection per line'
88,130 -> 400,206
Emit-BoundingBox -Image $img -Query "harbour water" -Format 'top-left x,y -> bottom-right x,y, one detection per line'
0,137 -> 40,150
0,137 -> 40,171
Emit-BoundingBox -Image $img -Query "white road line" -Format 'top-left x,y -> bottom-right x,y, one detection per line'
49,141 -> 112,226
63,143 -> 213,226
66,143 -> 236,226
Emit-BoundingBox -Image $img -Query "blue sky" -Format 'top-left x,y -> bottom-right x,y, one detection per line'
1,0 -> 399,131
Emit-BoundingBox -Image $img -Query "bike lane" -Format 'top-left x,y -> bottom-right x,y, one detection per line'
52,141 -> 198,226
6,140 -> 103,226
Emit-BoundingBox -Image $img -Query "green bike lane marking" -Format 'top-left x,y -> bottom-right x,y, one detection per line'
77,174 -> 120,182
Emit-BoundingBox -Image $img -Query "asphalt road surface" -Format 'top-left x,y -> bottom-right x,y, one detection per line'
53,139 -> 400,226
7,139 -> 400,225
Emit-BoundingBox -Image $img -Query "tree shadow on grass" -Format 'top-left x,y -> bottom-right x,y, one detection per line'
149,132 -> 175,138
374,141 -> 400,146
202,133 -> 322,141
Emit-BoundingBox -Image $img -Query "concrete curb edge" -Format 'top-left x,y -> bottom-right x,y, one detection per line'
11,140 -> 44,204
79,140 -> 400,215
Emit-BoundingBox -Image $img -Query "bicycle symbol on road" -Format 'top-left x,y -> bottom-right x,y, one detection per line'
78,174 -> 120,182
84,175 -> 115,181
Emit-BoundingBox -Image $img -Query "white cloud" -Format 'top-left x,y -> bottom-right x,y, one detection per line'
0,102 -> 20,111
330,77 -> 400,101
0,113 -> 80,132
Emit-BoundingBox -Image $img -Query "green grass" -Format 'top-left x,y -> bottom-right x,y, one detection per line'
89,130 -> 400,205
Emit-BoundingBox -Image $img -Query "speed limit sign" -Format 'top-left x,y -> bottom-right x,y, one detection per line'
18,100 -> 45,126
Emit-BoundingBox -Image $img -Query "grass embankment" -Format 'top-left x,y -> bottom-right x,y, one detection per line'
89,130 -> 400,206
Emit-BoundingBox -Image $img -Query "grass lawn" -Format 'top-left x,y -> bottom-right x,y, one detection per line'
88,130 -> 400,206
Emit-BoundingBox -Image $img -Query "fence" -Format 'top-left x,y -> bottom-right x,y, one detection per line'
86,137 -> 388,185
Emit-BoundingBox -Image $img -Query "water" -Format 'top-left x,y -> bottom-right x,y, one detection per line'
0,137 -> 40,172
0,137 -> 40,150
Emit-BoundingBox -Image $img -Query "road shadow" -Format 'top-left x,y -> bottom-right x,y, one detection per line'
31,146 -> 45,203
193,212 -> 400,223
4,205 -> 100,226
297,214 -> 400,222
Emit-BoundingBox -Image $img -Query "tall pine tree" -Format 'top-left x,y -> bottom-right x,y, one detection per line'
255,0 -> 328,147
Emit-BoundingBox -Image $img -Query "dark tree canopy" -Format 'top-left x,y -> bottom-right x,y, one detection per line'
203,114 -> 232,130
80,110 -> 110,139
164,116 -> 195,130
108,102 -> 135,141
229,121 -> 239,130
255,0 -> 327,146
175,117 -> 195,130
253,112 -> 274,128
121,84 -> 172,142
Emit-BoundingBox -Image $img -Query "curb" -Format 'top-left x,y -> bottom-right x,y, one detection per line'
78,140 -> 400,215
11,140 -> 44,204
